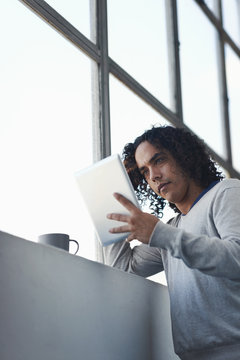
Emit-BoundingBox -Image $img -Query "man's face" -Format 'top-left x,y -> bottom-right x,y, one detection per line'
135,141 -> 201,213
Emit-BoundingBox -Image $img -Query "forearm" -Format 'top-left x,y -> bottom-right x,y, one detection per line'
150,222 -> 240,280
103,240 -> 164,278
103,240 -> 132,269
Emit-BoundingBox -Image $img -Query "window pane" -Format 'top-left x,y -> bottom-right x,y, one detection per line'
0,2 -> 95,260
110,75 -> 170,155
222,0 -> 240,47
178,0 -> 225,158
225,45 -> 240,172
46,0 -> 91,39
108,0 -> 172,110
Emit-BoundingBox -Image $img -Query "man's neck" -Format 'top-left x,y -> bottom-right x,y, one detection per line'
176,183 -> 205,215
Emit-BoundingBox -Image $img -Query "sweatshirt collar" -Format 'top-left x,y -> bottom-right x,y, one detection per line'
182,180 -> 220,216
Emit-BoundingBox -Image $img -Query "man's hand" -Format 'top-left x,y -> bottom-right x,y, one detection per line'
107,193 -> 159,244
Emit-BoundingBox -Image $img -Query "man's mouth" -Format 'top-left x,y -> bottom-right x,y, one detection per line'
158,182 -> 170,194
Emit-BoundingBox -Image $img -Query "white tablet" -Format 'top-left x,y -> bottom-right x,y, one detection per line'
75,154 -> 140,246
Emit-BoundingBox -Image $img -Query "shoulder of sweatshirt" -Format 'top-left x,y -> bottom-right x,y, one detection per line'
209,178 -> 240,205
216,178 -> 240,191
158,178 -> 240,228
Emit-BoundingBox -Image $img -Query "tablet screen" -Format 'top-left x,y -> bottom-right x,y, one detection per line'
75,154 -> 140,246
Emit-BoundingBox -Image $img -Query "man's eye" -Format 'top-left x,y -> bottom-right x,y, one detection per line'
155,157 -> 164,164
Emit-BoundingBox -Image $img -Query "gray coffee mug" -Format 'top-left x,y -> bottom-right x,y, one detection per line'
38,233 -> 79,254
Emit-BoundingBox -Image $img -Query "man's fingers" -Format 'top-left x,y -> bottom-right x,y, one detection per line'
107,213 -> 129,222
113,192 -> 137,212
109,224 -> 130,234
107,192 -> 158,244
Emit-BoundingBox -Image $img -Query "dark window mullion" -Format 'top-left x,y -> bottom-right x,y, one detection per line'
194,0 -> 240,57
96,0 -> 111,159
20,0 -> 100,61
165,0 -> 184,122
215,0 -> 232,165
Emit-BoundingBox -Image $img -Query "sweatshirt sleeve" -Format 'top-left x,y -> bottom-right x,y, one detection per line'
149,185 -> 240,280
103,240 -> 164,278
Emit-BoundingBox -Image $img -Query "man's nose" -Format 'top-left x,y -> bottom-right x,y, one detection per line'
149,167 -> 161,182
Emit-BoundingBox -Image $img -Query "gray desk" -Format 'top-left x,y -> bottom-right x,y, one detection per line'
0,231 -> 179,360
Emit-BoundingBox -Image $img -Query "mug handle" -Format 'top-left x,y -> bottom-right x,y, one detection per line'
69,239 -> 79,255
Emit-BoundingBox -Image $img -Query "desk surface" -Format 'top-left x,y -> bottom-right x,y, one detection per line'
0,231 -> 178,360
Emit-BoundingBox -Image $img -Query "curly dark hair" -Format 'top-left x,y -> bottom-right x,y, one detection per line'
122,125 -> 224,217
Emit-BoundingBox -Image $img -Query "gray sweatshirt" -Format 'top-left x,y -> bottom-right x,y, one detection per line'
103,179 -> 240,359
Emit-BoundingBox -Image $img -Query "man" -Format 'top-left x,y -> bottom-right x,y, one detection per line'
103,125 -> 240,360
